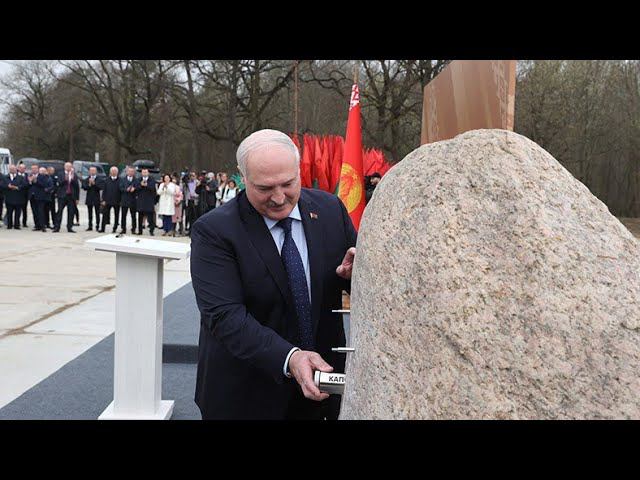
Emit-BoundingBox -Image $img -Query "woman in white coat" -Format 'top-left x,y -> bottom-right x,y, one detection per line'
220,179 -> 240,205
156,174 -> 177,236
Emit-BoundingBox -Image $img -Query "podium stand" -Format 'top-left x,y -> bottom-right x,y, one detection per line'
86,234 -> 190,420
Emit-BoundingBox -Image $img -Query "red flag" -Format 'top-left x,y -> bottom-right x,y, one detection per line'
330,135 -> 344,194
338,84 -> 365,231
300,134 -> 313,188
312,135 -> 330,191
290,133 -> 301,155
322,136 -> 332,191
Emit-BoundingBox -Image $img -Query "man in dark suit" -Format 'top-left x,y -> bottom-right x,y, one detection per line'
190,129 -> 357,420
82,166 -> 103,231
33,167 -> 53,232
134,168 -> 157,236
100,166 -> 121,233
26,164 -> 41,231
44,167 -> 59,229
54,162 -> 80,233
119,166 -> 137,234
17,163 -> 29,227
1,165 -> 28,229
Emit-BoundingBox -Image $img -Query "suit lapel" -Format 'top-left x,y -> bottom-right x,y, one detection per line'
298,191 -> 324,338
238,192 -> 294,313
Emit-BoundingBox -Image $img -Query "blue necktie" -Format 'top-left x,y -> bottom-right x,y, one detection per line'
277,217 -> 314,350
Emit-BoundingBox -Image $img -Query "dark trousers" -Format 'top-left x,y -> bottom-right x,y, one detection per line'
35,201 -> 47,230
6,204 -> 21,228
0,196 -> 4,225
284,389 -> 335,420
161,215 -> 174,232
101,205 -> 120,232
20,201 -> 28,226
44,200 -> 55,227
55,195 -> 77,231
87,204 -> 100,229
185,200 -> 196,232
138,211 -> 155,234
120,206 -> 137,232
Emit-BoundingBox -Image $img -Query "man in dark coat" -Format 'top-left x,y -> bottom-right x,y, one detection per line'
44,166 -> 59,229
119,166 -> 137,234
82,166 -> 103,231
17,163 -> 29,227
190,129 -> 357,420
33,167 -> 53,232
26,164 -> 41,230
54,162 -> 80,233
1,164 -> 28,229
134,168 -> 157,236
100,166 -> 121,233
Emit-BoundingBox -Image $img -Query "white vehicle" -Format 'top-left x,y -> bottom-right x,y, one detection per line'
0,148 -> 13,175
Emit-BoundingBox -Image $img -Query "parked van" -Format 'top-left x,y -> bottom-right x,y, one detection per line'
0,148 -> 13,175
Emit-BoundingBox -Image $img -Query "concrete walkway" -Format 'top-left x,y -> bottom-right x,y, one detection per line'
0,206 -> 192,409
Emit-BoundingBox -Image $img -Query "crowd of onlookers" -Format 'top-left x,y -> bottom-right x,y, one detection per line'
0,161 -> 242,236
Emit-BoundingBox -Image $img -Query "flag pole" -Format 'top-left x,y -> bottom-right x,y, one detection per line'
294,60 -> 299,137
353,61 -> 359,84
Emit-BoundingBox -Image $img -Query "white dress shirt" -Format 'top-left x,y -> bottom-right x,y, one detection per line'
261,204 -> 311,378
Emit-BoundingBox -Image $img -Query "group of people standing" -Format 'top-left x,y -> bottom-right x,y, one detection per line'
181,170 -> 240,233
0,162 -> 81,232
0,161 -> 242,236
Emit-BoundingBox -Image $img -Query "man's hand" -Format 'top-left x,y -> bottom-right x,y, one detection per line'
288,350 -> 333,401
336,247 -> 356,280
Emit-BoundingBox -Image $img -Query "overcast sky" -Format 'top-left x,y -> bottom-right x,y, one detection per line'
0,60 -> 21,78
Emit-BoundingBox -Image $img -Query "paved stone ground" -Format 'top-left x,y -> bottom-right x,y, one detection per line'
0,205 -> 192,409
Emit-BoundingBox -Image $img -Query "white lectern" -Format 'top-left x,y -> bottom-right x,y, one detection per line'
86,234 -> 190,420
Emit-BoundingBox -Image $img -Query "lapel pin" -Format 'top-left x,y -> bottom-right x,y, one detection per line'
310,212 -> 318,220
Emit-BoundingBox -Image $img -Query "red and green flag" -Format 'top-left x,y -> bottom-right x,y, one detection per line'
337,83 -> 365,231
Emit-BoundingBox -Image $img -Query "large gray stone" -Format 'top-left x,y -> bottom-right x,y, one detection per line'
339,129 -> 640,419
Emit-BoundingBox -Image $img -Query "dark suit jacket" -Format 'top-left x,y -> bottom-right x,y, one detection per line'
102,177 -> 121,205
134,177 -> 157,212
33,174 -> 53,202
27,174 -> 39,199
82,176 -> 103,206
17,173 -> 29,202
56,172 -> 80,199
190,188 -> 357,419
119,177 -> 137,208
1,174 -> 27,205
